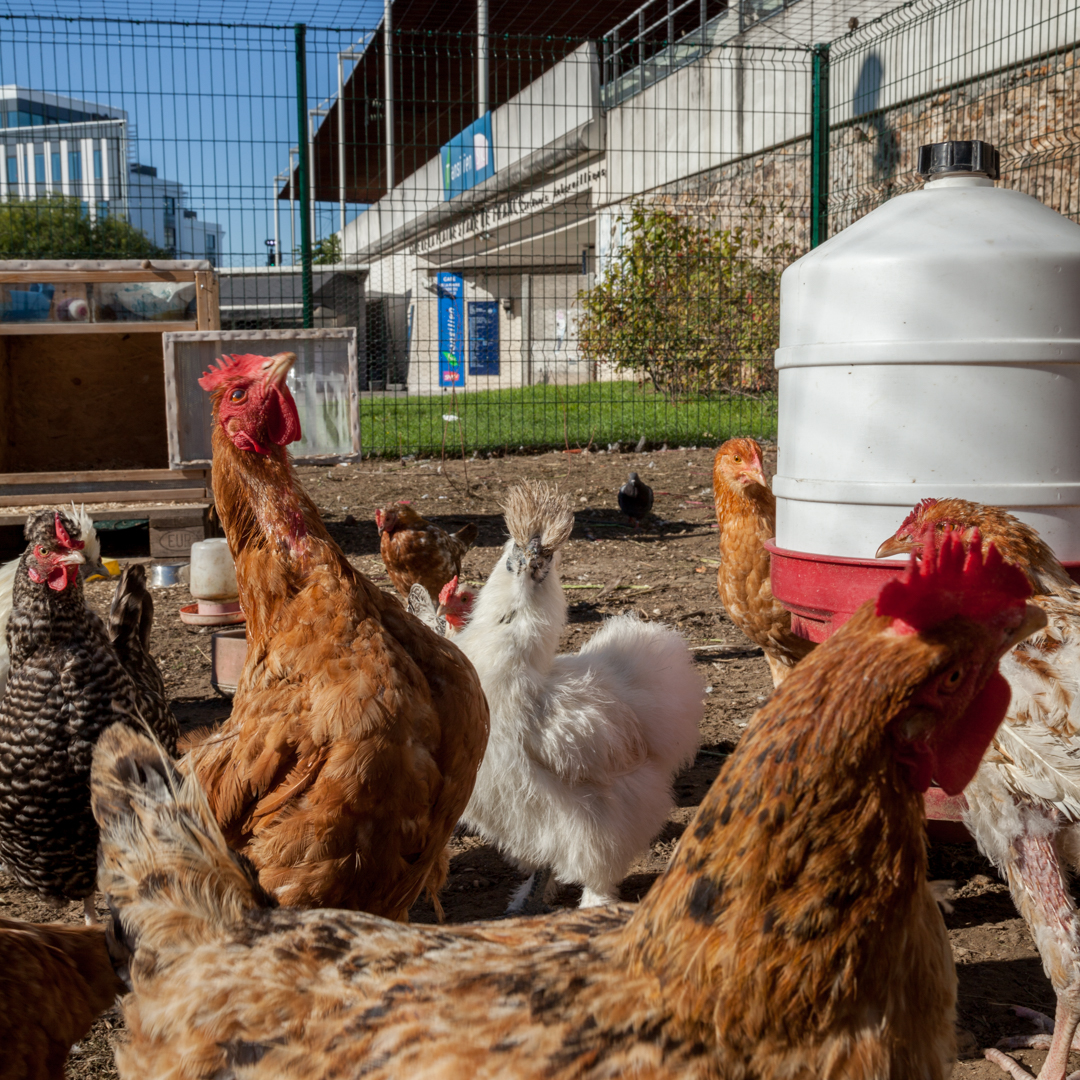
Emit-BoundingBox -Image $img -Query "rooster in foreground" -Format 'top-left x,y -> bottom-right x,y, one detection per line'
879,498 -> 1080,1080
455,481 -> 703,912
376,502 -> 478,603
92,530 -> 1042,1079
183,352 -> 489,917
712,437 -> 815,686
0,918 -> 123,1080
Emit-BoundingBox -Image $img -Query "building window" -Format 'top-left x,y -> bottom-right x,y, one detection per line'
96,200 -> 109,219
164,225 -> 176,252
163,196 -> 176,218
68,150 -> 82,182
6,156 -> 17,186
34,153 -> 44,184
51,152 -> 60,183
93,149 -> 102,180
80,201 -> 89,217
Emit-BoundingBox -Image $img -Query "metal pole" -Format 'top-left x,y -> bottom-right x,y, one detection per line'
288,147 -> 297,265
811,43 -> 830,249
477,0 -> 489,118
667,0 -> 674,46
273,174 -> 281,265
700,0 -> 707,44
295,23 -> 314,328
384,0 -> 394,191
308,107 -> 320,243
338,55 -> 347,240
638,9 -> 645,93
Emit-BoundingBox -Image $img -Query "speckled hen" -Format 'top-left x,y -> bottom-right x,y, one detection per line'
0,511 -> 158,922
91,530 -> 1042,1080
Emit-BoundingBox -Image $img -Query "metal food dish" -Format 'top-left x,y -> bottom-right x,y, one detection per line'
149,561 -> 190,588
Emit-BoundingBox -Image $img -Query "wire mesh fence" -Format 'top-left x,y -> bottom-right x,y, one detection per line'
0,0 -> 1075,459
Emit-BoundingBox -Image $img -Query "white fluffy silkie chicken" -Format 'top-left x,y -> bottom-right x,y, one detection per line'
455,481 -> 703,912
0,504 -> 103,698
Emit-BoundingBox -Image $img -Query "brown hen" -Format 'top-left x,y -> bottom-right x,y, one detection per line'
0,918 -> 123,1080
376,502 -> 478,603
93,531 -> 1042,1080
182,352 -> 489,919
712,436 -> 814,685
879,498 -> 1080,1080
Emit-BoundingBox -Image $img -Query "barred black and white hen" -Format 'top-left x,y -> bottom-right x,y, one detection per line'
0,510 -> 172,923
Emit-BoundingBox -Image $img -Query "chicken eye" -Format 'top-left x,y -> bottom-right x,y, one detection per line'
35,545 -> 45,557
733,455 -> 742,463
940,666 -> 965,692
229,388 -> 247,403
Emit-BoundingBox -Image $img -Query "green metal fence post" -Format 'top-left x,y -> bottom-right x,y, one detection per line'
294,22 -> 314,328
811,43 -> 830,249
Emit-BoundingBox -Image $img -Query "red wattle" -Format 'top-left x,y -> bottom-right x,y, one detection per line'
932,669 -> 1012,795
267,386 -> 302,446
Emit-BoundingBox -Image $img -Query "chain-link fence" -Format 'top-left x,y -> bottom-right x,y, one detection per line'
0,0 -> 1076,457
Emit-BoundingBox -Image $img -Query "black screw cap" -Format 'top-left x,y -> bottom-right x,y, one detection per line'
917,140 -> 1000,181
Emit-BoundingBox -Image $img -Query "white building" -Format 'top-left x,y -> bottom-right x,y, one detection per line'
0,86 -> 224,260
0,86 -> 126,217
127,164 -> 224,264
314,0 -> 1077,397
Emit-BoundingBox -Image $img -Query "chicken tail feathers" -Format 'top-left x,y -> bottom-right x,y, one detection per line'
91,723 -> 275,972
108,564 -> 154,653
454,522 -> 479,551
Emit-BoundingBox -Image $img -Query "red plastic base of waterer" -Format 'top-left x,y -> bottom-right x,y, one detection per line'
763,539 -> 1080,841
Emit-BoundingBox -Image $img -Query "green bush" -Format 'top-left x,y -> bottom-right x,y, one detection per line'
0,195 -> 169,259
577,204 -> 788,400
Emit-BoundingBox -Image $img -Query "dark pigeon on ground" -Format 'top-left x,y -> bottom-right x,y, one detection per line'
618,471 -> 653,526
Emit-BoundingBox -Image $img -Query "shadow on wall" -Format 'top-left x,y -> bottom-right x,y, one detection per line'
853,54 -> 901,181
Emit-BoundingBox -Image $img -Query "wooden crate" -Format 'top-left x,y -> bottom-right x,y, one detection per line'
0,260 -> 220,552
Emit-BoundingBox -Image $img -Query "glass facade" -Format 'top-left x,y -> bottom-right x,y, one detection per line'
68,149 -> 81,181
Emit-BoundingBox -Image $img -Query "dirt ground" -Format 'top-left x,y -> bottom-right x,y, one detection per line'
0,444 -> 1064,1079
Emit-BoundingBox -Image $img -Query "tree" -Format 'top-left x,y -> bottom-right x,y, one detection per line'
311,233 -> 342,265
577,204 -> 788,399
0,196 -> 169,259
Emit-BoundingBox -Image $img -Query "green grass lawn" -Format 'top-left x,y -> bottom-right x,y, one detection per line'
360,380 -> 777,457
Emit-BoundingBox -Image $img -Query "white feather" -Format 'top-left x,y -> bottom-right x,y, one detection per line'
456,537 -> 703,906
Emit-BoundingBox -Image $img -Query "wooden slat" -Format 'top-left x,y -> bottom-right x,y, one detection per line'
0,468 -> 208,486
0,503 -> 209,527
0,271 -> 197,284
0,487 -> 206,507
0,321 -> 193,336
194,270 -> 221,331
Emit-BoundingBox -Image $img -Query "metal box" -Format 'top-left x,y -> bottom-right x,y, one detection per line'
163,328 -> 360,468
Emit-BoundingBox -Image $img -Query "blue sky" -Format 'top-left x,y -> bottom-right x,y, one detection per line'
0,3 -> 384,264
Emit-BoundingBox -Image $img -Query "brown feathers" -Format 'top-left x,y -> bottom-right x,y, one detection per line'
376,502 -> 478,603
0,918 -> 123,1080
183,369 -> 489,919
712,438 -> 815,686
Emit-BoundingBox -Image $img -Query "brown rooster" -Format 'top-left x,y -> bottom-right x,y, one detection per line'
879,498 -> 1080,1080
712,436 -> 814,685
182,352 -> 489,918
376,502 -> 478,603
0,918 -> 123,1080
92,530 -> 1042,1080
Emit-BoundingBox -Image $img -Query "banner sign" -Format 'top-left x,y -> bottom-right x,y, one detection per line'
442,113 -> 495,201
468,300 -> 500,375
437,272 -> 465,386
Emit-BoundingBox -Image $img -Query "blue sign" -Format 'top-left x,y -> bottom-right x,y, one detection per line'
468,301 -> 500,375
442,113 -> 495,201
437,272 -> 465,386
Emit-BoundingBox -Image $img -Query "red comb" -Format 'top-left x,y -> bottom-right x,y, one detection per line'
438,576 -> 459,606
876,526 -> 1030,632
198,354 -> 268,392
898,498 -> 940,534
54,513 -> 84,551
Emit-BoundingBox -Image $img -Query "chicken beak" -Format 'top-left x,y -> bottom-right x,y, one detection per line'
61,548 -> 86,567
744,465 -> 767,489
1008,602 -> 1048,648
263,351 -> 296,388
875,535 -> 911,559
